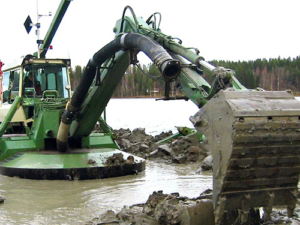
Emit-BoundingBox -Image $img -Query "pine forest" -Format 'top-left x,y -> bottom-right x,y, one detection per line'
69,56 -> 300,98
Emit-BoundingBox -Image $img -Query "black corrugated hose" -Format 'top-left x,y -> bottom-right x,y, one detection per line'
57,33 -> 181,152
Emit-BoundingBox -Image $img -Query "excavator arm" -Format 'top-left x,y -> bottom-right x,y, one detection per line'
56,6 -> 300,224
39,0 -> 71,58
57,32 -> 180,150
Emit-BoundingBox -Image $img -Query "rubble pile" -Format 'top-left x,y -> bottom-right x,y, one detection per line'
87,190 -> 300,225
114,128 -> 212,170
83,128 -> 300,225
87,190 -> 215,225
106,128 -> 300,225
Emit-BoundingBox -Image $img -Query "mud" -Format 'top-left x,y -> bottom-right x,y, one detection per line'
105,153 -> 136,166
86,190 -> 300,225
98,128 -> 300,225
114,128 -> 212,170
86,190 -> 215,225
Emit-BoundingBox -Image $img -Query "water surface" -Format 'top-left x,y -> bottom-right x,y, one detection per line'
1,97 -> 298,224
0,162 -> 212,224
0,98 -> 210,225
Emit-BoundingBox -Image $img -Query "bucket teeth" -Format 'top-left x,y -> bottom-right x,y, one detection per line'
192,90 -> 300,224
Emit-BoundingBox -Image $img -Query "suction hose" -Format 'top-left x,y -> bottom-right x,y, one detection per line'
57,33 -> 181,152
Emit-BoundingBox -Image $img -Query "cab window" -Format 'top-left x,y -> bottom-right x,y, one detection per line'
2,72 -> 10,103
23,64 -> 70,98
2,70 -> 20,103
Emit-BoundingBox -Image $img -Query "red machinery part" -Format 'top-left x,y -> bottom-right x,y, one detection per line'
0,60 -> 3,95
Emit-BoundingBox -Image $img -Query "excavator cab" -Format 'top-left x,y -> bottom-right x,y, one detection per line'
0,55 -> 72,133
22,59 -> 71,99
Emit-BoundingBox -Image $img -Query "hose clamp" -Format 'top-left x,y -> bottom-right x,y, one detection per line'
120,34 -> 128,48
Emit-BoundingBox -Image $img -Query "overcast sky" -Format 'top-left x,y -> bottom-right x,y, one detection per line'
1,0 -> 299,67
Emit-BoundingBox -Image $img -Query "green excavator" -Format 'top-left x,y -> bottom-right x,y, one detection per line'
1,1 -> 300,224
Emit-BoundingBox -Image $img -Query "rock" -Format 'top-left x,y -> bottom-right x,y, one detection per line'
95,191 -> 215,225
186,146 -> 201,162
105,153 -> 125,166
201,155 -> 213,171
154,198 -> 182,224
114,128 -> 209,164
117,205 -> 157,225
149,149 -> 159,158
121,139 -> 131,148
125,155 -> 135,164
199,189 -> 212,199
143,191 -> 169,216
0,195 -> 5,203
158,144 -> 175,158
126,142 -> 141,154
172,154 -> 187,164
99,210 -> 118,223
120,132 -> 131,139
153,131 -> 173,142
128,128 -> 153,143
88,159 -> 96,165
140,143 -> 150,151
170,137 -> 191,153
92,189 -> 278,225
114,128 -> 131,137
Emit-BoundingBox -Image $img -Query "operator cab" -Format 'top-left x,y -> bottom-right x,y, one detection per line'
0,55 -> 71,133
23,62 -> 70,99
1,55 -> 71,104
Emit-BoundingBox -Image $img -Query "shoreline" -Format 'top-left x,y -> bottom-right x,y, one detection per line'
111,94 -> 300,99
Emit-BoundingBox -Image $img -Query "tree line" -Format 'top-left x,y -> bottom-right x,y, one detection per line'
69,56 -> 300,97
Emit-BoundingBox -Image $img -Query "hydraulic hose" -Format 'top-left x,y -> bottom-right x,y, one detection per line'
57,33 -> 181,152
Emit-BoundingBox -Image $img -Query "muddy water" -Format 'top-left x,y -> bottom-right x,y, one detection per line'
0,162 -> 212,224
0,99 -> 205,224
1,97 -> 298,224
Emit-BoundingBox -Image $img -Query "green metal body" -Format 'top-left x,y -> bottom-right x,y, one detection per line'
113,15 -> 246,108
0,53 -> 146,179
0,3 -> 146,179
0,57 -> 72,161
0,5 -> 275,179
69,51 -> 131,137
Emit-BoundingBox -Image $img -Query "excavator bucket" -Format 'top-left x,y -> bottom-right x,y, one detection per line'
191,90 -> 300,224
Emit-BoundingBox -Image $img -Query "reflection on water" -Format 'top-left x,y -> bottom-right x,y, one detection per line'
0,161 -> 212,224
